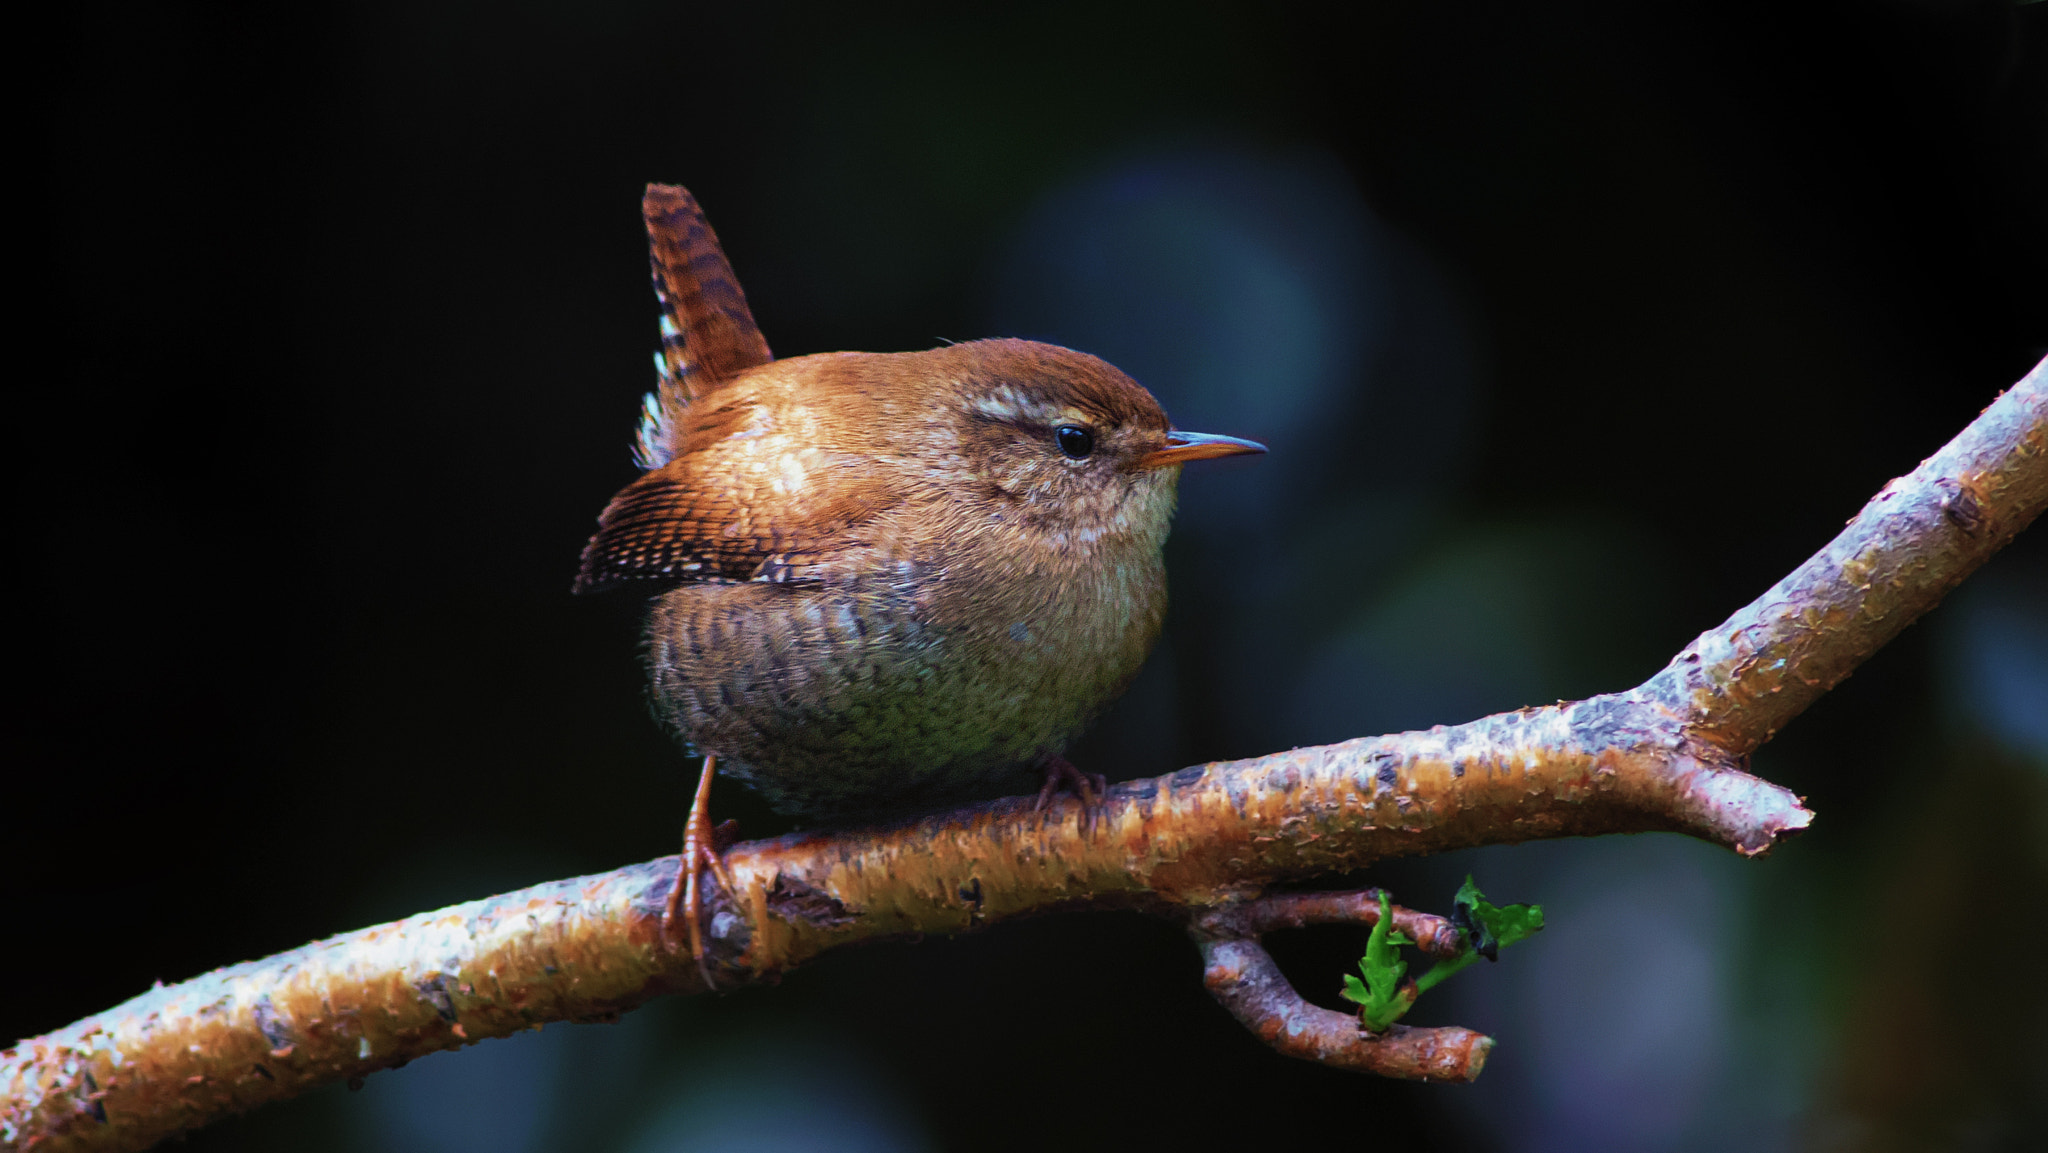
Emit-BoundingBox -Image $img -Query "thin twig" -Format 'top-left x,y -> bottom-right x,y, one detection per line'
1195,889 -> 1466,959
1190,889 -> 1486,1080
1196,937 -> 1492,1082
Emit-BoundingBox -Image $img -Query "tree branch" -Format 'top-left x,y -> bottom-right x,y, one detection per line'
8,357 -> 2044,1150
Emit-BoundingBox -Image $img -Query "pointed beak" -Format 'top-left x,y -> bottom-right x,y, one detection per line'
1134,429 -> 1269,470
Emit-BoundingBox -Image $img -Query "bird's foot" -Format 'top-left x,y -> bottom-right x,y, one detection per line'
1034,754 -> 1109,832
664,754 -> 739,989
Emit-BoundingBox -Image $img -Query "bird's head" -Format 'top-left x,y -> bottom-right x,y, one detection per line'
899,339 -> 1265,545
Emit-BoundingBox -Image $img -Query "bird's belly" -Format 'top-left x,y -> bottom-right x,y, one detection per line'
645,570 -> 1160,820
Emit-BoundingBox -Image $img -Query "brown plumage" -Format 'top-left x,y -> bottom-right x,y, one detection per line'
576,185 -> 1264,821
642,183 -> 771,395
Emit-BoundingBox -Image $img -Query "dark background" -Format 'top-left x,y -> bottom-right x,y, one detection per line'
14,1 -> 2047,1150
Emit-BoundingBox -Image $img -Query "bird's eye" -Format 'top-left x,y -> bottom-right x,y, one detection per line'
1054,425 -> 1095,460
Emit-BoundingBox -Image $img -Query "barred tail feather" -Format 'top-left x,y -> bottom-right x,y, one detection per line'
629,183 -> 772,467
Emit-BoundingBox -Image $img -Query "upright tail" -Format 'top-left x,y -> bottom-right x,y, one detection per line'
635,184 -> 773,467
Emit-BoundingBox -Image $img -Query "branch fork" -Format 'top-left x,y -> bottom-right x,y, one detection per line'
1192,890 -> 1491,1082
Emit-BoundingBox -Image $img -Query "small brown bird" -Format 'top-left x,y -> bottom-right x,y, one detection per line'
574,185 -> 1264,973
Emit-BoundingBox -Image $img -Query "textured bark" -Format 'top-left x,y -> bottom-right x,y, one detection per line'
7,358 -> 2044,1151
1636,359 -> 2048,755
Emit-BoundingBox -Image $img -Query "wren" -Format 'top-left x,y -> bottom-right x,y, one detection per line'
574,185 -> 1264,971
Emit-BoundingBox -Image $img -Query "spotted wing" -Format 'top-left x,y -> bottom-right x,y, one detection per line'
571,432 -> 894,594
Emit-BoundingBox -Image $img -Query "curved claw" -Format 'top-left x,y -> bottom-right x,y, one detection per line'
664,754 -> 736,990
1034,754 -> 1108,833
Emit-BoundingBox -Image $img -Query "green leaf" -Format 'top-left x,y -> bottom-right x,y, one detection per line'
1340,972 -> 1370,1004
1450,874 -> 1544,961
1343,880 -> 1544,1029
1340,891 -> 1417,1031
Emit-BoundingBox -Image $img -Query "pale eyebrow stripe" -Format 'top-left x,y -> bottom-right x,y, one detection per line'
966,388 -> 1093,430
